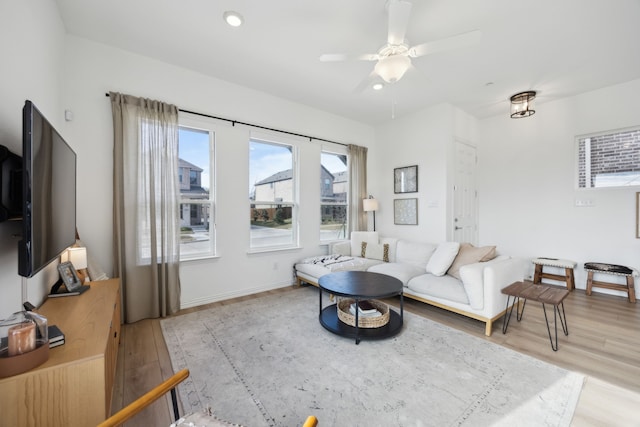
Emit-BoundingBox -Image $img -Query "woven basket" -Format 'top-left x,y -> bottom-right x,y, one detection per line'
337,299 -> 390,328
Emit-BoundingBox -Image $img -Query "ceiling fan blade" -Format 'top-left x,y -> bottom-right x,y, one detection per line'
409,29 -> 482,58
387,0 -> 412,45
319,53 -> 378,62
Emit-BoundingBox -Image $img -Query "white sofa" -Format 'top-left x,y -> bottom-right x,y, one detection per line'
295,232 -> 525,336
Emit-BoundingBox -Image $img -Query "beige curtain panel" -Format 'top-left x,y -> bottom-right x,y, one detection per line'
110,92 -> 181,323
348,144 -> 368,232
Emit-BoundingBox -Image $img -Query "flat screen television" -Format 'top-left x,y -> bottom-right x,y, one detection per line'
18,100 -> 77,278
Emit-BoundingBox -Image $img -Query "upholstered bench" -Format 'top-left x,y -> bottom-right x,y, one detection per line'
532,258 -> 577,291
584,262 -> 638,303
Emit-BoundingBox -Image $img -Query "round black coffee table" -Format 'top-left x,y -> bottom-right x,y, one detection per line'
318,271 -> 404,344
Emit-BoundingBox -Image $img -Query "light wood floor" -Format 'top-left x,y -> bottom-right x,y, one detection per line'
111,285 -> 640,426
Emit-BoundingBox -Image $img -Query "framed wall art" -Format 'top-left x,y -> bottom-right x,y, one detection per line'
394,165 -> 418,194
394,198 -> 418,225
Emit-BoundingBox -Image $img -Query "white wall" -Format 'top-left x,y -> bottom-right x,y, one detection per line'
0,0 -> 66,319
478,78 -> 640,294
60,36 -> 374,309
371,103 -> 478,243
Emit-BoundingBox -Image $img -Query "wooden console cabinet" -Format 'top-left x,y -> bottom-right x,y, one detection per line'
0,279 -> 121,426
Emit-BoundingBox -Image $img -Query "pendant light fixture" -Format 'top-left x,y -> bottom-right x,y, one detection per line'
510,91 -> 536,118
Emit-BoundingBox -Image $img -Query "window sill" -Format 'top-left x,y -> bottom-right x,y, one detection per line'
180,254 -> 220,263
247,246 -> 303,255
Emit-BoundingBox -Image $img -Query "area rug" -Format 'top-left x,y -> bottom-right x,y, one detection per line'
161,287 -> 583,427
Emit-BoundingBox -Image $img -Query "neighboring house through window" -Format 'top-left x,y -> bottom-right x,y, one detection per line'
320,150 -> 348,241
178,118 -> 216,260
250,138 -> 297,250
578,127 -> 640,188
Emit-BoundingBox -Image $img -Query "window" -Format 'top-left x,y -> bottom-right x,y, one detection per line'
178,122 -> 215,260
578,128 -> 640,188
320,151 -> 348,241
250,139 -> 297,249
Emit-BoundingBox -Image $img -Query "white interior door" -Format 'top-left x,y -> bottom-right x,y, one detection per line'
453,141 -> 478,244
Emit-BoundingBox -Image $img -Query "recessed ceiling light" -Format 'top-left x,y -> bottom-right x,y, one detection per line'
372,83 -> 384,91
223,11 -> 243,27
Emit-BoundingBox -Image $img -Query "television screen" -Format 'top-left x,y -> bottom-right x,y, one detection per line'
0,145 -> 22,221
19,101 -> 77,278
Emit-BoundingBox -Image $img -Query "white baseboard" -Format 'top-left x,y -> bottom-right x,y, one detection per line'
179,280 -> 294,310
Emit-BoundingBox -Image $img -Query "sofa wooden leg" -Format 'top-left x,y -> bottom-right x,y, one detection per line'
485,321 -> 493,336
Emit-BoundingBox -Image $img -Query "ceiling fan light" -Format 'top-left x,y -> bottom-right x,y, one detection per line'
372,83 -> 384,91
374,55 -> 411,83
223,11 -> 244,27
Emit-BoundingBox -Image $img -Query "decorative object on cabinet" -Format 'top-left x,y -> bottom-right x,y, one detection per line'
0,311 -> 49,378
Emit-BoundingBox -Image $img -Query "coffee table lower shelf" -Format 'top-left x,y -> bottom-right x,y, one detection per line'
319,304 -> 403,342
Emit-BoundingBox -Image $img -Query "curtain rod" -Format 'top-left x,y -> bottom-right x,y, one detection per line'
105,93 -> 347,147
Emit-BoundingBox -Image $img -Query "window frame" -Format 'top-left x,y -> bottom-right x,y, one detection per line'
178,115 -> 217,261
249,135 -> 299,252
320,148 -> 349,243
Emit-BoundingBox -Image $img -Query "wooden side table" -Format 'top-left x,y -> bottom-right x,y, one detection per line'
501,281 -> 570,351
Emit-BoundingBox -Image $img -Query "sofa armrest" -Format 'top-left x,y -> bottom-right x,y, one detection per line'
331,241 -> 351,256
481,257 -> 526,315
459,257 -> 525,311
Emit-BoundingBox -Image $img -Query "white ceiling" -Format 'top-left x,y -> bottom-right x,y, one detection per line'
55,0 -> 640,125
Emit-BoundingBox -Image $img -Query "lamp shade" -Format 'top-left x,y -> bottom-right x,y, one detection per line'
374,55 -> 411,83
60,247 -> 87,270
510,91 -> 536,118
363,198 -> 379,212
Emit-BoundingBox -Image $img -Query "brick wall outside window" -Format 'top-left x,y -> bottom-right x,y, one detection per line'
578,128 -> 640,188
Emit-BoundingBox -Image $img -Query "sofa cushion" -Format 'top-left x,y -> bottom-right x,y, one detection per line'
407,274 -> 469,305
447,243 -> 497,280
350,232 -> 379,257
367,263 -> 426,286
331,241 -> 351,256
361,242 -> 390,262
426,242 -> 460,276
395,240 -> 436,268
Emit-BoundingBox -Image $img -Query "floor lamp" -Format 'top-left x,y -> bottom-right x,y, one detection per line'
363,196 -> 379,231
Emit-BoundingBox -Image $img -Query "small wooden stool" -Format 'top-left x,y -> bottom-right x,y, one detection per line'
585,262 -> 637,303
532,258 -> 577,291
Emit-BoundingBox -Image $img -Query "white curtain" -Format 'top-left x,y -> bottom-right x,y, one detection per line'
348,144 -> 368,232
110,92 -> 181,323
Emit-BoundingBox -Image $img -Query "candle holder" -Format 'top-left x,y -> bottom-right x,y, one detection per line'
0,311 -> 49,378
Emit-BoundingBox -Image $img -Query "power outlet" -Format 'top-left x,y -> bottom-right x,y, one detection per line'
575,199 -> 594,207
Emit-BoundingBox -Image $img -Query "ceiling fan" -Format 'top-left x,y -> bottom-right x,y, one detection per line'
320,0 -> 481,89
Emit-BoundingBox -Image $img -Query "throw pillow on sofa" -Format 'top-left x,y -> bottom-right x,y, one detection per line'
350,231 -> 379,257
426,242 -> 460,276
361,242 -> 390,262
447,243 -> 497,279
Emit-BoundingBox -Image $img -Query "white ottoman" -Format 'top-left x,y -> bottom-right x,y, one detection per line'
532,257 -> 577,291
